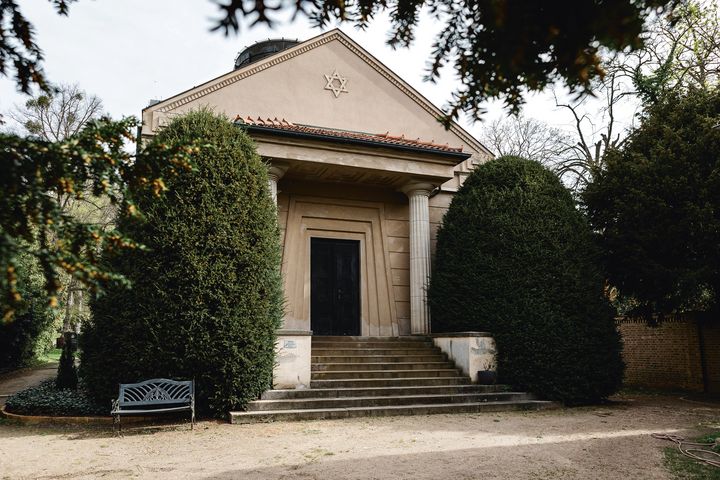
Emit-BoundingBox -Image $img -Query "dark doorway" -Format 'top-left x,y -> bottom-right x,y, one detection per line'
311,238 -> 361,336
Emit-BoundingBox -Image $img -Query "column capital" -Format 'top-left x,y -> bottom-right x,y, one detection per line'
268,161 -> 289,182
267,161 -> 289,205
400,181 -> 435,198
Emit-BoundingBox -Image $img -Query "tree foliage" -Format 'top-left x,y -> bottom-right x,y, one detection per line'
0,244 -> 57,371
7,83 -> 108,336
0,117 -> 196,321
429,156 -> 624,404
0,0 -> 75,93
215,0 -> 676,122
583,88 -> 720,316
81,110 -> 283,415
554,1 -> 719,191
2,0 -> 674,122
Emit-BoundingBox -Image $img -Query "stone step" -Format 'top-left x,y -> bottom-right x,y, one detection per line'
261,384 -> 510,400
312,336 -> 430,342
247,392 -> 535,411
312,341 -> 435,349
311,354 -> 448,364
312,362 -> 456,372
311,348 -> 441,356
230,400 -> 559,423
245,334 -> 551,423
310,377 -> 470,389
311,369 -> 461,380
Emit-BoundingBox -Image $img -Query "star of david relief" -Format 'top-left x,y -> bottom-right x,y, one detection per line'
323,70 -> 349,98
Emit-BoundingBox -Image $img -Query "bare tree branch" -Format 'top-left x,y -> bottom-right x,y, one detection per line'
478,114 -> 594,190
550,1 -> 719,192
8,83 -> 104,142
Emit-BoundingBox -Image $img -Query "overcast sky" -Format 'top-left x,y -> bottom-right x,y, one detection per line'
0,1 -> 637,143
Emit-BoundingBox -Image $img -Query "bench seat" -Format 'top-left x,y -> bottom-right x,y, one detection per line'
112,405 -> 191,415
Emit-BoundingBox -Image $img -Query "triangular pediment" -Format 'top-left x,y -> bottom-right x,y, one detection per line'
142,29 -> 490,161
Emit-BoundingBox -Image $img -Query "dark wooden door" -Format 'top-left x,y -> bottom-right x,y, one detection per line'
311,238 -> 360,336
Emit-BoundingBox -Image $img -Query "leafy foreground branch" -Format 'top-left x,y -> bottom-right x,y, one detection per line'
3,1 -> 676,123
214,0 -> 676,123
0,117 -> 198,321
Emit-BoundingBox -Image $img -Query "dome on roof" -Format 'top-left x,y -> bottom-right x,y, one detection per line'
234,39 -> 300,69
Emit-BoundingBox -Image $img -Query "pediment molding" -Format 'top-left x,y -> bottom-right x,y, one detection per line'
155,33 -> 336,114
148,29 -> 489,156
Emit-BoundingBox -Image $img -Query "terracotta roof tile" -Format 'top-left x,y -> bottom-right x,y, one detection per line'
234,116 -> 465,154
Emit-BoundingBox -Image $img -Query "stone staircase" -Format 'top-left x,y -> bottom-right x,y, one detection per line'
230,336 -> 556,423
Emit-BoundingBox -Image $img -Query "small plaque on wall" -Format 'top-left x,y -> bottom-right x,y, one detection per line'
284,340 -> 297,349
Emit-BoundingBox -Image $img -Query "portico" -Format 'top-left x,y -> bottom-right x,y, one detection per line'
250,117 -> 469,338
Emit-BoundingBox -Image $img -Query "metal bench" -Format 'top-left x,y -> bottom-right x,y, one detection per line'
111,378 -> 194,432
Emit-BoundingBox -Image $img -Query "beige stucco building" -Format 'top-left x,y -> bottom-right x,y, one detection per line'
142,30 -> 493,389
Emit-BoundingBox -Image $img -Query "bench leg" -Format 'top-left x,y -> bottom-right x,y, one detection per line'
113,414 -> 120,436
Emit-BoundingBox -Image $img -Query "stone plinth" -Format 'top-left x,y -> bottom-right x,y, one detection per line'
273,330 -> 312,389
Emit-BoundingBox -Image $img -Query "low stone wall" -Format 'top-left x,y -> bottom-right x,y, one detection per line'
617,314 -> 720,394
432,332 -> 496,383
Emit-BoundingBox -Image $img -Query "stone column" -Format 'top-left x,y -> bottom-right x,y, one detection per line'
401,182 -> 435,335
267,162 -> 289,204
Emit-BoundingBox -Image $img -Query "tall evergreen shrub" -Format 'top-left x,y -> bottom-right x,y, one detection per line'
429,156 -> 624,404
56,338 -> 78,390
81,110 -> 283,415
584,88 -> 720,315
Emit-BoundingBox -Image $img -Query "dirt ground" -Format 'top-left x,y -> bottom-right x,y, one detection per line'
1,393 -> 719,480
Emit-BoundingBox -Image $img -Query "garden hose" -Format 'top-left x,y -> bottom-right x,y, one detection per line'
651,433 -> 720,469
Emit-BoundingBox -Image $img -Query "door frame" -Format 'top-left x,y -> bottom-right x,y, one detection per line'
280,195 -> 400,336
309,237 -> 361,336
306,231 -> 367,336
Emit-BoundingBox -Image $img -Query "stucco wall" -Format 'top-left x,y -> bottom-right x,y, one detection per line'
277,180 -> 412,335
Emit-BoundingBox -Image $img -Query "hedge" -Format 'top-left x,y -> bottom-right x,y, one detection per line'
428,156 -> 624,404
81,109 -> 283,416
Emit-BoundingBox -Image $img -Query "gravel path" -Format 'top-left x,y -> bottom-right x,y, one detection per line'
0,364 -> 57,408
1,393 -> 718,479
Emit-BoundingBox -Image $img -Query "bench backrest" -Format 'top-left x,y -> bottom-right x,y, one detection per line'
117,378 -> 194,407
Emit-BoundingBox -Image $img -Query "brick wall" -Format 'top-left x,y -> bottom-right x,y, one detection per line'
618,315 -> 720,393
701,321 -> 720,394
